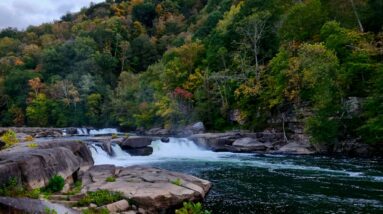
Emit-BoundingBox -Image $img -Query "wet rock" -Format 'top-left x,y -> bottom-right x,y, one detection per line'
120,137 -> 152,149
161,137 -> 170,143
0,197 -> 79,214
82,165 -> 211,212
276,142 -> 315,155
232,138 -> 269,151
125,147 -> 153,156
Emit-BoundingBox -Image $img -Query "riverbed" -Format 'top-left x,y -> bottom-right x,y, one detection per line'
89,137 -> 383,214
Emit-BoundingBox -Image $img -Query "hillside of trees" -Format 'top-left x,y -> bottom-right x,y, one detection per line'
0,0 -> 382,146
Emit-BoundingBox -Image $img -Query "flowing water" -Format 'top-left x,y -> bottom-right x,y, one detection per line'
89,138 -> 383,214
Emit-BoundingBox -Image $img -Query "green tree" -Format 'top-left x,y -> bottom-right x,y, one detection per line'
26,93 -> 50,127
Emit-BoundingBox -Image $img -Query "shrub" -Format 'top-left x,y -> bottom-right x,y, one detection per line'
67,181 -> 82,195
105,176 -> 116,182
0,177 -> 24,197
1,130 -> 18,148
24,135 -> 34,142
44,175 -> 65,193
27,143 -> 38,148
82,208 -> 109,214
44,207 -> 58,214
26,188 -> 41,199
175,202 -> 211,214
77,190 -> 123,207
111,133 -> 118,139
171,178 -> 182,186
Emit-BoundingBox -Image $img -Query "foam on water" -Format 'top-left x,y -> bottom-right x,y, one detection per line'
89,128 -> 118,135
89,138 -> 383,182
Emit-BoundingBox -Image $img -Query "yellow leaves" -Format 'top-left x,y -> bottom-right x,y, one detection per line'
22,44 -> 41,56
183,69 -> 204,91
216,1 -> 244,32
235,78 -> 262,98
133,21 -> 146,35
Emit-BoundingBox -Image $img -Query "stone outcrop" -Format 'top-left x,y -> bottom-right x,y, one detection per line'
118,137 -> 154,156
190,131 -> 315,155
120,137 -> 152,148
82,165 -> 212,213
0,197 -> 79,214
0,127 -> 64,138
0,140 -> 93,189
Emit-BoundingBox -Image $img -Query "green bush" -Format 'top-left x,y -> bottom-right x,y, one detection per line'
1,130 -> 18,148
44,175 -> 65,193
171,178 -> 182,186
77,190 -> 123,207
44,207 -> 58,214
27,143 -> 38,148
82,208 -> 109,214
26,188 -> 41,199
105,176 -> 116,182
175,202 -> 211,214
66,181 -> 82,195
0,177 -> 24,197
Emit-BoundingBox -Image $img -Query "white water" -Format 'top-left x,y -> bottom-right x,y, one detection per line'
90,138 -> 224,166
76,128 -> 88,135
89,128 -> 118,135
89,138 -> 383,181
76,128 -> 118,135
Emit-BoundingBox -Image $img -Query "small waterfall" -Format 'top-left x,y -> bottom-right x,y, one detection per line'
150,138 -> 216,158
77,128 -> 88,135
89,138 -> 221,166
89,128 -> 118,135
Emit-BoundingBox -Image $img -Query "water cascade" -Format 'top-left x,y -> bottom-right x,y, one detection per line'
76,128 -> 88,135
89,128 -> 118,135
88,137 -> 383,213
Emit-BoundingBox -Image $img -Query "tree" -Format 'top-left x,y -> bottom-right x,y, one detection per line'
86,93 -> 103,126
26,93 -> 50,127
279,0 -> 327,42
237,11 -> 271,81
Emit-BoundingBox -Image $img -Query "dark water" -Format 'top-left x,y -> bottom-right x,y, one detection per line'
88,137 -> 383,214
148,155 -> 383,214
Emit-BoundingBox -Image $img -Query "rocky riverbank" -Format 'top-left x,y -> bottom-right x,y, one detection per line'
0,136 -> 212,213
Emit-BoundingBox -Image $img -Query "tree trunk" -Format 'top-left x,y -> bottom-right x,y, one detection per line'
350,0 -> 364,32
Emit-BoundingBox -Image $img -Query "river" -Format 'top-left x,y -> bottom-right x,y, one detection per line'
89,137 -> 383,214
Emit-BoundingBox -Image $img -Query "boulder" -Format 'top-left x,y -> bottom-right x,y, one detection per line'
120,137 -> 152,149
161,137 -> 170,143
176,122 -> 206,136
125,147 -> 153,156
232,138 -> 270,152
82,165 -> 211,212
276,142 -> 315,155
146,128 -> 170,136
0,140 -> 93,189
0,197 -> 79,214
104,199 -> 130,212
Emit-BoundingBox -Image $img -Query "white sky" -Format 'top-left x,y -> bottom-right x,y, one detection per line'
0,0 -> 105,30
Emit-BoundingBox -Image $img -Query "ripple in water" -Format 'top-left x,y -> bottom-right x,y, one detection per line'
89,138 -> 383,214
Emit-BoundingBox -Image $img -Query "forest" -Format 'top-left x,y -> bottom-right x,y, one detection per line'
0,0 -> 382,146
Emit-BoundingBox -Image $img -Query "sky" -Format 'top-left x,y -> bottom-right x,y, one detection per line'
0,0 -> 105,30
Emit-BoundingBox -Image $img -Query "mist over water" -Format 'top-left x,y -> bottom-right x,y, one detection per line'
89,138 -> 383,213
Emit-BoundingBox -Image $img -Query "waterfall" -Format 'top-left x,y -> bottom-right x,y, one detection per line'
76,128 -> 118,136
89,138 -> 222,166
89,128 -> 118,135
76,128 -> 88,135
